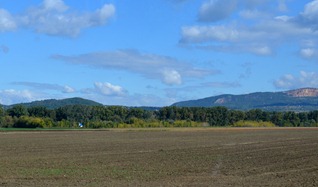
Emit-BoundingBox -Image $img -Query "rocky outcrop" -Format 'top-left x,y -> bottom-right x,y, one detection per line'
286,88 -> 318,97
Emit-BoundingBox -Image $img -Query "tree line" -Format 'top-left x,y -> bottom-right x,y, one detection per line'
1,105 -> 318,128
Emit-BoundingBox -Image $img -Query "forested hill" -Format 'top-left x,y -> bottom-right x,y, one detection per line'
172,88 -> 318,112
6,97 -> 103,109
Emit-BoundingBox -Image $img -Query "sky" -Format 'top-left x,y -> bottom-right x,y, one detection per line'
1,0 -> 318,106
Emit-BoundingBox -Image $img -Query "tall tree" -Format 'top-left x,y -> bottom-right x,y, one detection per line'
7,105 -> 28,118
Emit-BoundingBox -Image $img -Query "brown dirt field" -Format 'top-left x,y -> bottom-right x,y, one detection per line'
0,128 -> 317,186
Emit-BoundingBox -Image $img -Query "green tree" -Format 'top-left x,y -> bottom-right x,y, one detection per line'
207,107 -> 229,126
28,106 -> 51,118
7,105 -> 28,118
270,112 -> 284,126
246,109 -> 263,122
0,106 -> 4,117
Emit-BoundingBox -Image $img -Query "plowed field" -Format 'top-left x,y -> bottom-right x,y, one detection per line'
1,128 -> 317,186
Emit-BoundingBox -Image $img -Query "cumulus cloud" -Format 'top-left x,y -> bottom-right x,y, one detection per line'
274,71 -> 318,89
161,69 -> 182,85
301,0 -> 318,21
0,9 -> 16,32
300,48 -> 318,59
0,0 -> 115,37
93,82 -> 127,97
181,0 -> 318,57
12,82 -> 76,93
52,49 -> 217,86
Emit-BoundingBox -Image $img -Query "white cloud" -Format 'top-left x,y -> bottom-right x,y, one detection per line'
181,25 -> 240,43
12,82 -> 76,93
161,69 -> 182,85
84,92 -> 171,107
251,45 -> 272,56
63,85 -> 75,93
275,15 -> 291,22
181,0 -> 318,57
274,71 -> 318,89
0,87 -> 170,107
94,82 -> 127,97
197,43 -> 273,56
240,10 -> 269,20
98,4 -> 116,21
0,81 -> 78,105
0,89 -> 41,105
23,2 -> 115,37
302,0 -> 318,20
198,0 -> 237,22
0,0 -> 115,37
52,49 -> 217,86
197,0 -> 288,23
0,9 -> 16,32
298,0 -> 318,30
80,82 -> 170,106
300,48 -> 316,58
43,0 -> 68,12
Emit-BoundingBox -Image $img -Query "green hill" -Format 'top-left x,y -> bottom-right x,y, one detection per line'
9,97 -> 103,109
172,88 -> 318,112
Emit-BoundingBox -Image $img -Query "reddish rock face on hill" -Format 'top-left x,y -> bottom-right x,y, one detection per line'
286,88 -> 318,97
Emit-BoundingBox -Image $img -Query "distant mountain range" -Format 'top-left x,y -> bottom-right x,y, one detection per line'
1,97 -> 161,111
172,88 -> 318,112
2,97 -> 103,109
2,88 -> 318,112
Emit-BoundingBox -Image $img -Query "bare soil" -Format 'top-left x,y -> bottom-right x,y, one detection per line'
0,128 -> 317,186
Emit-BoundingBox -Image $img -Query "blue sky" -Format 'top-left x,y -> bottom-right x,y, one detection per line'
1,0 -> 318,106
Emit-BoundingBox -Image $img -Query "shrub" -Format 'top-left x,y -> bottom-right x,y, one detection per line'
232,120 -> 276,127
13,116 -> 45,128
0,116 -> 15,128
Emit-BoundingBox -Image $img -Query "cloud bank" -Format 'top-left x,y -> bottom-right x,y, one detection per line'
274,71 -> 318,89
0,89 -> 45,105
181,0 -> 318,57
52,49 -> 217,86
12,82 -> 75,93
0,0 -> 115,37
0,81 -> 169,106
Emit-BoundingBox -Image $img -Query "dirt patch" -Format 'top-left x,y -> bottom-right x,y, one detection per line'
0,128 -> 317,186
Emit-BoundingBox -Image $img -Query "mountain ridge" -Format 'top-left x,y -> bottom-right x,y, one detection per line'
2,88 -> 318,112
285,88 -> 318,97
2,97 -> 103,109
172,88 -> 318,111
